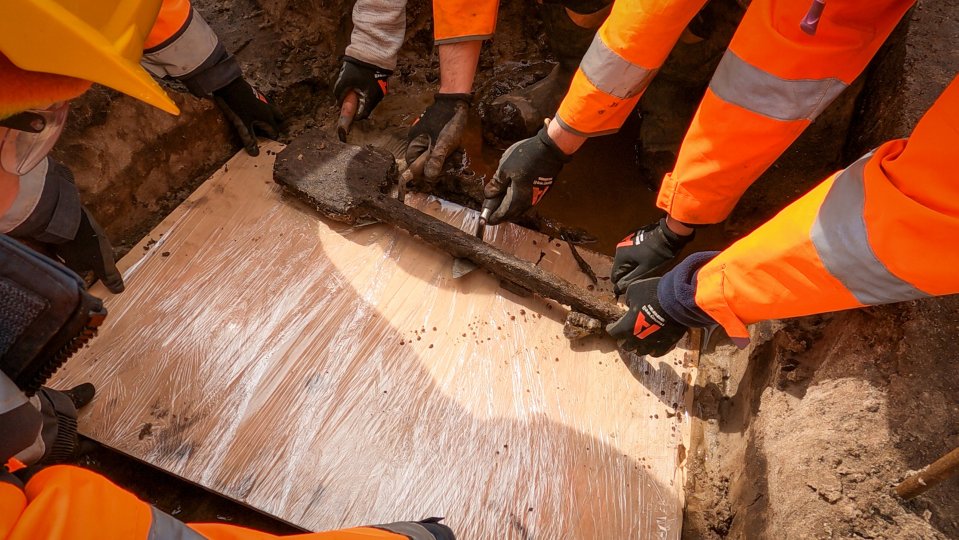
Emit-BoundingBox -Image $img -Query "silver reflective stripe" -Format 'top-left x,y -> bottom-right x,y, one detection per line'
579,33 -> 656,100
811,153 -> 930,305
142,9 -> 219,79
709,50 -> 847,121
0,159 -> 47,233
148,506 -> 206,540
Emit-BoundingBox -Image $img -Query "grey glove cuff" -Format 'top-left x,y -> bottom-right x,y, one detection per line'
8,159 -> 81,244
177,43 -> 243,97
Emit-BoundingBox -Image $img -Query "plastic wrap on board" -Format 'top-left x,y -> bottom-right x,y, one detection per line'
53,143 -> 694,539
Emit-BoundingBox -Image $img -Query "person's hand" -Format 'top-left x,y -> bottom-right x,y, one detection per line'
404,93 -> 470,181
606,277 -> 688,357
481,126 -> 570,225
611,219 -> 693,295
333,57 -> 391,120
7,159 -> 124,293
53,206 -> 124,294
213,77 -> 284,156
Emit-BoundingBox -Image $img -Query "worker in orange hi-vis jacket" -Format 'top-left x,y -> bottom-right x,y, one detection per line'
605,75 -> 959,357
0,376 -> 450,540
482,0 -> 916,279
0,460 -> 452,540
0,462 -> 452,540
0,0 -> 282,295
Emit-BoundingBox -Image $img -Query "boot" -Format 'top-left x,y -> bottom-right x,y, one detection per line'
62,382 -> 96,409
484,3 -> 601,144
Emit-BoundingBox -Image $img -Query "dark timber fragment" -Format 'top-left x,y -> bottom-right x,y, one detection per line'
273,129 -> 626,329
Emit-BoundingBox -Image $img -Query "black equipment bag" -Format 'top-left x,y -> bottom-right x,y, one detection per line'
0,235 -> 106,395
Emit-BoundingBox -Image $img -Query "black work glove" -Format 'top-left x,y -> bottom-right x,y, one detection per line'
606,277 -> 688,357
611,218 -> 693,295
53,206 -> 124,294
405,93 -> 470,180
482,126 -> 571,225
213,77 -> 284,157
333,56 -> 392,120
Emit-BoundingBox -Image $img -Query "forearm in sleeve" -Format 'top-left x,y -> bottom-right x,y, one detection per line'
141,0 -> 242,96
555,0 -> 706,137
347,0 -> 408,71
693,77 -> 959,338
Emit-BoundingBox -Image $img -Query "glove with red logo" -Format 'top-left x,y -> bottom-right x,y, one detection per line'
607,252 -> 723,356
213,77 -> 284,156
482,126 -> 571,225
333,57 -> 392,120
606,277 -> 689,357
611,218 -> 694,295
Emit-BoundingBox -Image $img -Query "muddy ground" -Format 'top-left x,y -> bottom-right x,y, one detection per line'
54,0 -> 958,537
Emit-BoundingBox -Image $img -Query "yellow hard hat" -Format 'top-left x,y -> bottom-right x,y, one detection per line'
0,0 -> 180,115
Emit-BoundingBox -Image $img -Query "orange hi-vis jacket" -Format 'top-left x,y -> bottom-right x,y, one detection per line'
657,0 -> 915,225
694,75 -> 959,339
0,466 -> 442,540
435,0 -> 915,226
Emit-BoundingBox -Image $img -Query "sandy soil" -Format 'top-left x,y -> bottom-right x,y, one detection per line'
686,300 -> 959,539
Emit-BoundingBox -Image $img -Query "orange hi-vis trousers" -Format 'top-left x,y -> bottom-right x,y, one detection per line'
658,0 -> 915,224
0,466 -> 441,540
694,76 -> 959,339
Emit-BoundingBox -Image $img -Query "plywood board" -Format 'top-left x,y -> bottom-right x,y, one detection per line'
54,144 -> 694,538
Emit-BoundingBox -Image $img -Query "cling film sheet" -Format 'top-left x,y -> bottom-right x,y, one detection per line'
54,144 -> 693,538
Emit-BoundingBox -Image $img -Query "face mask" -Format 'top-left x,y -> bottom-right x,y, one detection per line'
0,101 -> 68,175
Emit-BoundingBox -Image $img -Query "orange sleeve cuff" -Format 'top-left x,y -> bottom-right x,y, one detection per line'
145,0 -> 192,48
556,70 -> 640,137
694,261 -> 750,339
433,0 -> 498,43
